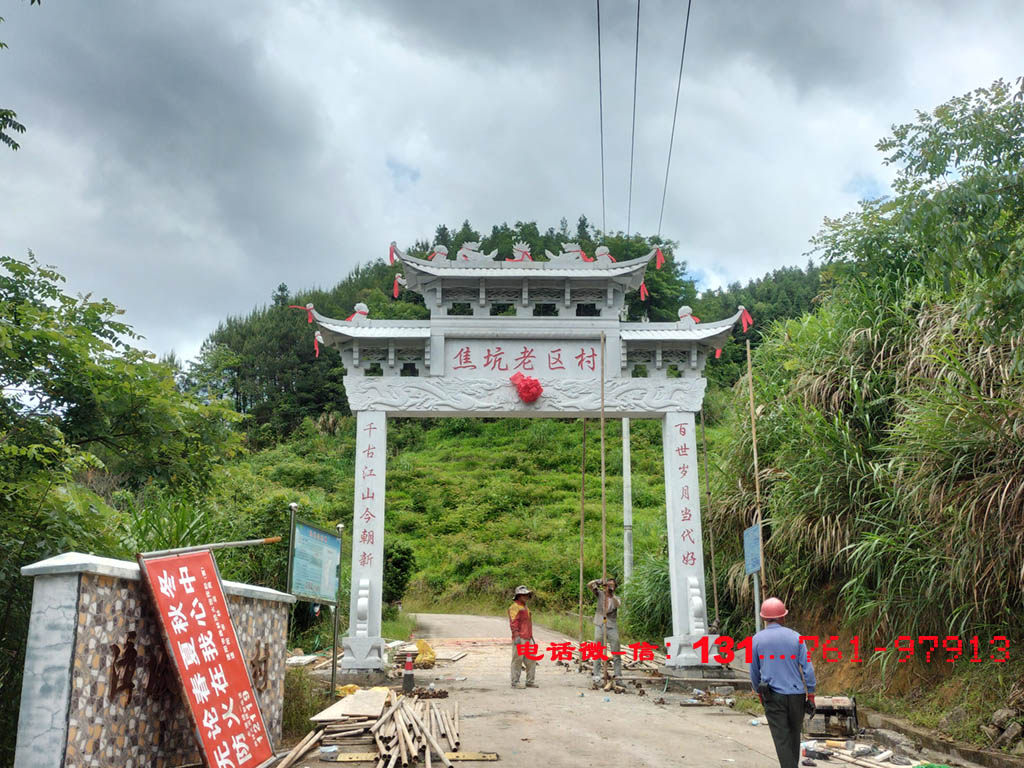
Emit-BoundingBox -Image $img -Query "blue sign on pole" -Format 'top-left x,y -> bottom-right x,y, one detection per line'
743,524 -> 761,575
289,519 -> 342,604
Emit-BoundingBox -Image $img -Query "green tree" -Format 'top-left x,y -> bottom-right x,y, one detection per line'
703,79 -> 1024,645
0,252 -> 241,762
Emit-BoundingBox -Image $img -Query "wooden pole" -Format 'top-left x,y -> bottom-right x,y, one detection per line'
140,536 -> 281,558
745,339 -> 766,591
578,417 -> 587,648
700,408 -> 720,629
622,417 -> 633,584
600,331 -> 608,680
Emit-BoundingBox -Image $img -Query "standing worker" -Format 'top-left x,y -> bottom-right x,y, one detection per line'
750,597 -> 816,768
508,585 -> 538,689
587,576 -> 622,684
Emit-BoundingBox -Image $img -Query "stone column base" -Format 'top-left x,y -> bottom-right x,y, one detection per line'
341,636 -> 386,670
665,634 -> 720,667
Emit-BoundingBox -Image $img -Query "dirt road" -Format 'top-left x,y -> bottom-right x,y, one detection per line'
402,613 -> 780,767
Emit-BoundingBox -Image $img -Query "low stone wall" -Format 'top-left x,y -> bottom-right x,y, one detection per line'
15,552 -> 295,768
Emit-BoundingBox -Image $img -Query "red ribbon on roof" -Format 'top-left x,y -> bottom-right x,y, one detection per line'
639,280 -> 649,301
506,247 -> 533,262
345,309 -> 369,322
313,333 -> 321,358
393,277 -> 401,298
389,243 -> 397,264
715,348 -> 722,359
568,247 -> 592,262
289,305 -> 314,323
655,247 -> 665,270
741,308 -> 754,333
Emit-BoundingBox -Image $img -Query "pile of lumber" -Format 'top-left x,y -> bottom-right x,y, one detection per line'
368,692 -> 463,766
281,688 -> 491,767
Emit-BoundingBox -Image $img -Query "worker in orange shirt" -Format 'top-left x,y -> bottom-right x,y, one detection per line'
508,585 -> 538,688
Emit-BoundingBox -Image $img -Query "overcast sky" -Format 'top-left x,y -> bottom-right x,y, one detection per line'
2,1 -> 1021,360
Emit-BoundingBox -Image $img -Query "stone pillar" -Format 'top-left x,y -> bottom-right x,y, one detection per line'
14,573 -> 78,768
662,411 -> 716,667
342,410 -> 387,670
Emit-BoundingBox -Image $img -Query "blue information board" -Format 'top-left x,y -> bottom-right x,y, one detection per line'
289,519 -> 341,604
743,524 -> 761,575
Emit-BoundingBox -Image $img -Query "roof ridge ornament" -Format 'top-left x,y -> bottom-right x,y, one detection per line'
456,242 -> 497,262
506,241 -> 533,262
345,303 -> 370,323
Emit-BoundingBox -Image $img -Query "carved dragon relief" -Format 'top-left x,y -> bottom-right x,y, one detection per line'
344,376 -> 706,414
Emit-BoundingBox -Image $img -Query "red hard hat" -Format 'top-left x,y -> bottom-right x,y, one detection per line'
760,597 -> 788,620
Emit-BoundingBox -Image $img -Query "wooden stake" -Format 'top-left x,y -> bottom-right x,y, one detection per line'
393,708 -> 410,767
700,408 -> 721,628
745,339 -> 766,590
599,330 -> 608,679
278,727 -> 321,768
578,417 -> 587,647
442,708 -> 460,748
406,702 -> 454,768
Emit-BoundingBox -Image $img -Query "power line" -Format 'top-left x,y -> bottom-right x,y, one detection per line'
626,0 -> 641,236
658,0 -> 693,237
596,0 -> 607,234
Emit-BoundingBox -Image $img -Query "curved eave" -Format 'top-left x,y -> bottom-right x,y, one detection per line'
311,309 -> 430,340
620,308 -> 744,347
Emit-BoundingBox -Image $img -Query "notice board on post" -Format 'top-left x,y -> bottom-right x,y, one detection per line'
743,524 -> 761,575
287,518 -> 341,604
137,550 -> 276,768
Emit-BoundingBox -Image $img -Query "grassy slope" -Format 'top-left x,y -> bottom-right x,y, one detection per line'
220,413 -> 1023,749
221,415 -> 676,611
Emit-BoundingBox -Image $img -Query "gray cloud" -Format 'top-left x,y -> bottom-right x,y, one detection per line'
1,0 -> 1021,359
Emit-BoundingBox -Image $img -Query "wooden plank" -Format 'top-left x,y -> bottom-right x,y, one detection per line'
328,751 -> 500,763
445,753 -> 499,761
312,688 -> 390,721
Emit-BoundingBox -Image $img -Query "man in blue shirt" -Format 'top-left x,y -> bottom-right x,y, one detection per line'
750,597 -> 816,768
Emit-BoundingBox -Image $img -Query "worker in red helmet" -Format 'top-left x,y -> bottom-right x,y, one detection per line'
750,597 -> 816,768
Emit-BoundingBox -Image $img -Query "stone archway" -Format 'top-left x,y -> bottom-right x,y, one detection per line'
307,241 -> 745,670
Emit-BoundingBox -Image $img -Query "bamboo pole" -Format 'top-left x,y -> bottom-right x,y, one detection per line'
407,703 -> 454,768
140,535 -> 281,558
599,331 -> 608,680
578,417 -> 587,648
278,727 -> 319,768
700,409 -> 720,629
746,339 -> 766,591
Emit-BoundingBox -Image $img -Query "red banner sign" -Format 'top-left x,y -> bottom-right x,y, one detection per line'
138,550 -> 275,768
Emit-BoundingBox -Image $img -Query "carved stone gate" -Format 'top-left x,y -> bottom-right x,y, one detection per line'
306,241 -> 744,670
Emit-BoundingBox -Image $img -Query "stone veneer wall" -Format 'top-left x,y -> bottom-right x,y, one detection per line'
15,554 -> 293,768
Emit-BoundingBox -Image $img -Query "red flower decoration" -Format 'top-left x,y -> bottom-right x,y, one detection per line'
510,372 -> 543,403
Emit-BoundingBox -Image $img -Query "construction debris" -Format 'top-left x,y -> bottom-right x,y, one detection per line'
288,688 -> 492,766
410,687 -> 449,699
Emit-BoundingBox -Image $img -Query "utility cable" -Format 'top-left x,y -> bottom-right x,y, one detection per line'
657,0 -> 693,236
596,0 -> 607,234
626,0 -> 641,235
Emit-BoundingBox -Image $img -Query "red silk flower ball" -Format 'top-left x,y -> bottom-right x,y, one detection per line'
510,372 -> 543,403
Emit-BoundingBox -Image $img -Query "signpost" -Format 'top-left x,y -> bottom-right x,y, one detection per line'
288,518 -> 342,603
287,507 -> 345,692
743,523 -> 763,632
137,550 -> 275,768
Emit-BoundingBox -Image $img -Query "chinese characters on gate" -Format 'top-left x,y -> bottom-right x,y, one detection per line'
356,418 -> 383,572
450,343 -> 598,376
139,551 -> 273,768
672,421 -> 698,569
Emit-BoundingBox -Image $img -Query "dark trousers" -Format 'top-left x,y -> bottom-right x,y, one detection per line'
763,691 -> 806,768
